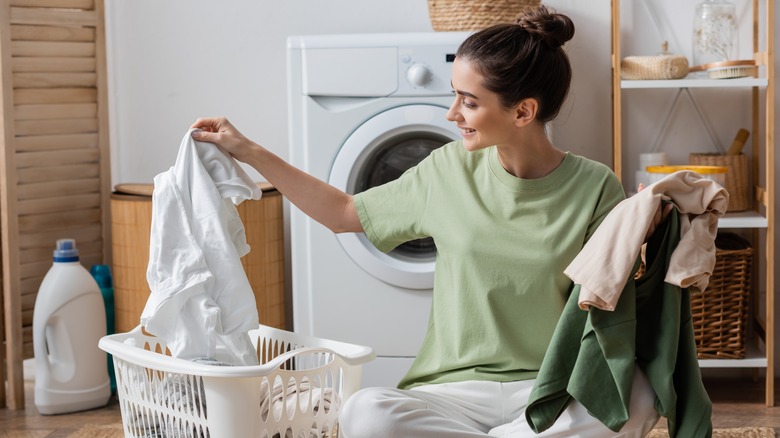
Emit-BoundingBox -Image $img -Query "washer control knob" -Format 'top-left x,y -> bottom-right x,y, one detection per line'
407,64 -> 432,87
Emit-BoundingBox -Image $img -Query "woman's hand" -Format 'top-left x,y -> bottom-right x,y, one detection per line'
190,117 -> 258,163
190,117 -> 362,233
638,183 -> 674,242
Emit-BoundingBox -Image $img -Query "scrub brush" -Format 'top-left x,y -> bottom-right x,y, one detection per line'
689,60 -> 757,79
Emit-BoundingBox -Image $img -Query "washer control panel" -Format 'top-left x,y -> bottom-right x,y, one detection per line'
397,44 -> 460,96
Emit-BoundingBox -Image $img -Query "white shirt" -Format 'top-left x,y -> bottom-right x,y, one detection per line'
141,128 -> 262,365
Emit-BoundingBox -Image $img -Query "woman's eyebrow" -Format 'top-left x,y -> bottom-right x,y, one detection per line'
450,81 -> 479,99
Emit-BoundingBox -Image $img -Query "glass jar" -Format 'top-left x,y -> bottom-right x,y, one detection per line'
692,0 -> 738,68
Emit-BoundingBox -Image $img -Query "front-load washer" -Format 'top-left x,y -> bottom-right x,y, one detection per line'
287,32 -> 469,387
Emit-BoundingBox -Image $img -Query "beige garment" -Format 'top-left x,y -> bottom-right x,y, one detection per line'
565,171 -> 728,311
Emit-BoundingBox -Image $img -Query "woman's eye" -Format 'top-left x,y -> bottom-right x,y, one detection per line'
462,99 -> 476,109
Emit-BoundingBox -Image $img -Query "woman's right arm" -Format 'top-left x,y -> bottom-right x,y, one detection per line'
191,117 -> 363,234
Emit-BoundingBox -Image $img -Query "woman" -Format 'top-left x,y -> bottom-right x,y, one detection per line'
192,6 -> 662,437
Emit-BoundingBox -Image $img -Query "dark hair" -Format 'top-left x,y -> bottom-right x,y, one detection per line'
455,5 -> 575,123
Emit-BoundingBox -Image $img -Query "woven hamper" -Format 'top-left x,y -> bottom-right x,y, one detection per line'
692,232 -> 752,359
427,0 -> 540,31
689,153 -> 750,212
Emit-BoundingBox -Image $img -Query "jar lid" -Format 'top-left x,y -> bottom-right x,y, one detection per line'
646,165 -> 728,174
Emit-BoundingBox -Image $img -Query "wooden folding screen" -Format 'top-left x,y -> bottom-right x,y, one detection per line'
0,0 -> 111,409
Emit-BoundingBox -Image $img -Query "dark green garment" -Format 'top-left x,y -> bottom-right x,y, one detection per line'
525,212 -> 712,437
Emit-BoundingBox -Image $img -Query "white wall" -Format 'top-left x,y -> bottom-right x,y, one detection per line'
104,0 -> 612,184
105,0 -> 780,378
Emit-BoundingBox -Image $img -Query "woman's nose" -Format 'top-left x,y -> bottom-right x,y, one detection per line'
445,99 -> 459,122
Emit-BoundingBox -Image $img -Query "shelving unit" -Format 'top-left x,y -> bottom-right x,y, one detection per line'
611,0 -> 775,405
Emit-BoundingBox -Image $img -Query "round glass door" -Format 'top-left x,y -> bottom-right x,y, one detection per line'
329,104 -> 459,289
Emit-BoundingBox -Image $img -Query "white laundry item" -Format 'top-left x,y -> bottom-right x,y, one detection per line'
141,128 -> 262,365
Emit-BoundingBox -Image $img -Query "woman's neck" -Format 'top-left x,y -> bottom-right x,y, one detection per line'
495,127 -> 566,179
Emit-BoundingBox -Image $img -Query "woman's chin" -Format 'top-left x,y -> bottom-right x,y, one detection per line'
461,138 -> 484,152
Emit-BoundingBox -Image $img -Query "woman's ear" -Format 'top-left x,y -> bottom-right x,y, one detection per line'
514,98 -> 538,127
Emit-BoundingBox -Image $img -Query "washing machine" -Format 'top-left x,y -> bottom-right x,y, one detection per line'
287,32 -> 469,387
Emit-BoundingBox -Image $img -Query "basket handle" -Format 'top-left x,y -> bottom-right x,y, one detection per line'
261,346 -> 343,372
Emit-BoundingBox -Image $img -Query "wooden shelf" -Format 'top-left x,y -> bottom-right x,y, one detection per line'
699,344 -> 767,369
612,0 -> 774,406
622,77 -> 768,89
719,211 -> 769,229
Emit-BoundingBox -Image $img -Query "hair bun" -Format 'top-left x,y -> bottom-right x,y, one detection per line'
516,5 -> 575,49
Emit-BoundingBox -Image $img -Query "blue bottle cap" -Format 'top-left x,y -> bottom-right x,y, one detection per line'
53,238 -> 80,262
90,264 -> 113,289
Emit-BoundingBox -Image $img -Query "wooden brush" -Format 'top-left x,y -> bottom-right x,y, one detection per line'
689,60 -> 757,79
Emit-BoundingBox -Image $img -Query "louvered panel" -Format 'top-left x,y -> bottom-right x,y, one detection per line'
22,328 -> 32,361
11,24 -> 95,42
18,246 -> 48,264
17,163 -> 99,183
14,117 -> 97,135
14,103 -> 96,120
14,87 -> 96,104
15,133 -> 97,151
12,72 -> 96,88
19,241 -> 103,282
19,223 -> 102,249
12,56 -> 95,72
17,193 -> 100,215
10,7 -> 97,27
19,239 -> 102,271
11,41 -> 95,57
10,0 -> 95,8
16,178 -> 99,199
16,149 -> 98,168
19,259 -> 49,278
20,277 -> 43,296
1,0 -> 110,409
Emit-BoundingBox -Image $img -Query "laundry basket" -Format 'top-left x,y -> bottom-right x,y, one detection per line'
99,325 -> 375,438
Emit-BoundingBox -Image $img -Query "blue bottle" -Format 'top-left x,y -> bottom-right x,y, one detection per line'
90,264 -> 116,394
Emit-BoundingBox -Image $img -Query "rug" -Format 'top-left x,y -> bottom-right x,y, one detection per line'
647,427 -> 776,438
67,423 -> 124,438
61,424 -> 775,438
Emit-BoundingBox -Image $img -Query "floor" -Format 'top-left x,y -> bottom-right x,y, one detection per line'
2,377 -> 780,436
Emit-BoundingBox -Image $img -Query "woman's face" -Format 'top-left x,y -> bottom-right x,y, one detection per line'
446,58 -> 519,152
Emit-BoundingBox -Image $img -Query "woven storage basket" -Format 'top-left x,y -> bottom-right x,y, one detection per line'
689,153 -> 750,212
427,0 -> 541,31
620,55 -> 689,80
692,232 -> 752,359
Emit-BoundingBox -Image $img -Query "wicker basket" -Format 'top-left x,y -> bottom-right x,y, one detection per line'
692,232 -> 752,359
427,0 -> 541,31
621,55 -> 689,80
689,153 -> 750,212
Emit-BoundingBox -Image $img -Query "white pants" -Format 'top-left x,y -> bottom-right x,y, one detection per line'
339,367 -> 659,438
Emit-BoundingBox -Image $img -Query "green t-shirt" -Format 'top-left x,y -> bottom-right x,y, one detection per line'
353,141 -> 624,389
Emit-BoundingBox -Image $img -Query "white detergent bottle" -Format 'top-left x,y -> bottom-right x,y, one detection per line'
33,238 -> 111,414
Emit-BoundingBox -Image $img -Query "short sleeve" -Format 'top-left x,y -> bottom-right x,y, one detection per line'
585,170 -> 625,242
354,163 -> 430,253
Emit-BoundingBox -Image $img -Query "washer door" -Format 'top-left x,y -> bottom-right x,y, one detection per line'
329,104 -> 459,290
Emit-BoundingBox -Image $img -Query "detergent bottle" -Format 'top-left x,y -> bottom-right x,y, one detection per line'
90,264 -> 116,394
33,239 -> 111,414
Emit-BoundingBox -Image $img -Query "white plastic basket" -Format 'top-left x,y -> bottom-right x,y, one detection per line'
99,325 -> 375,438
